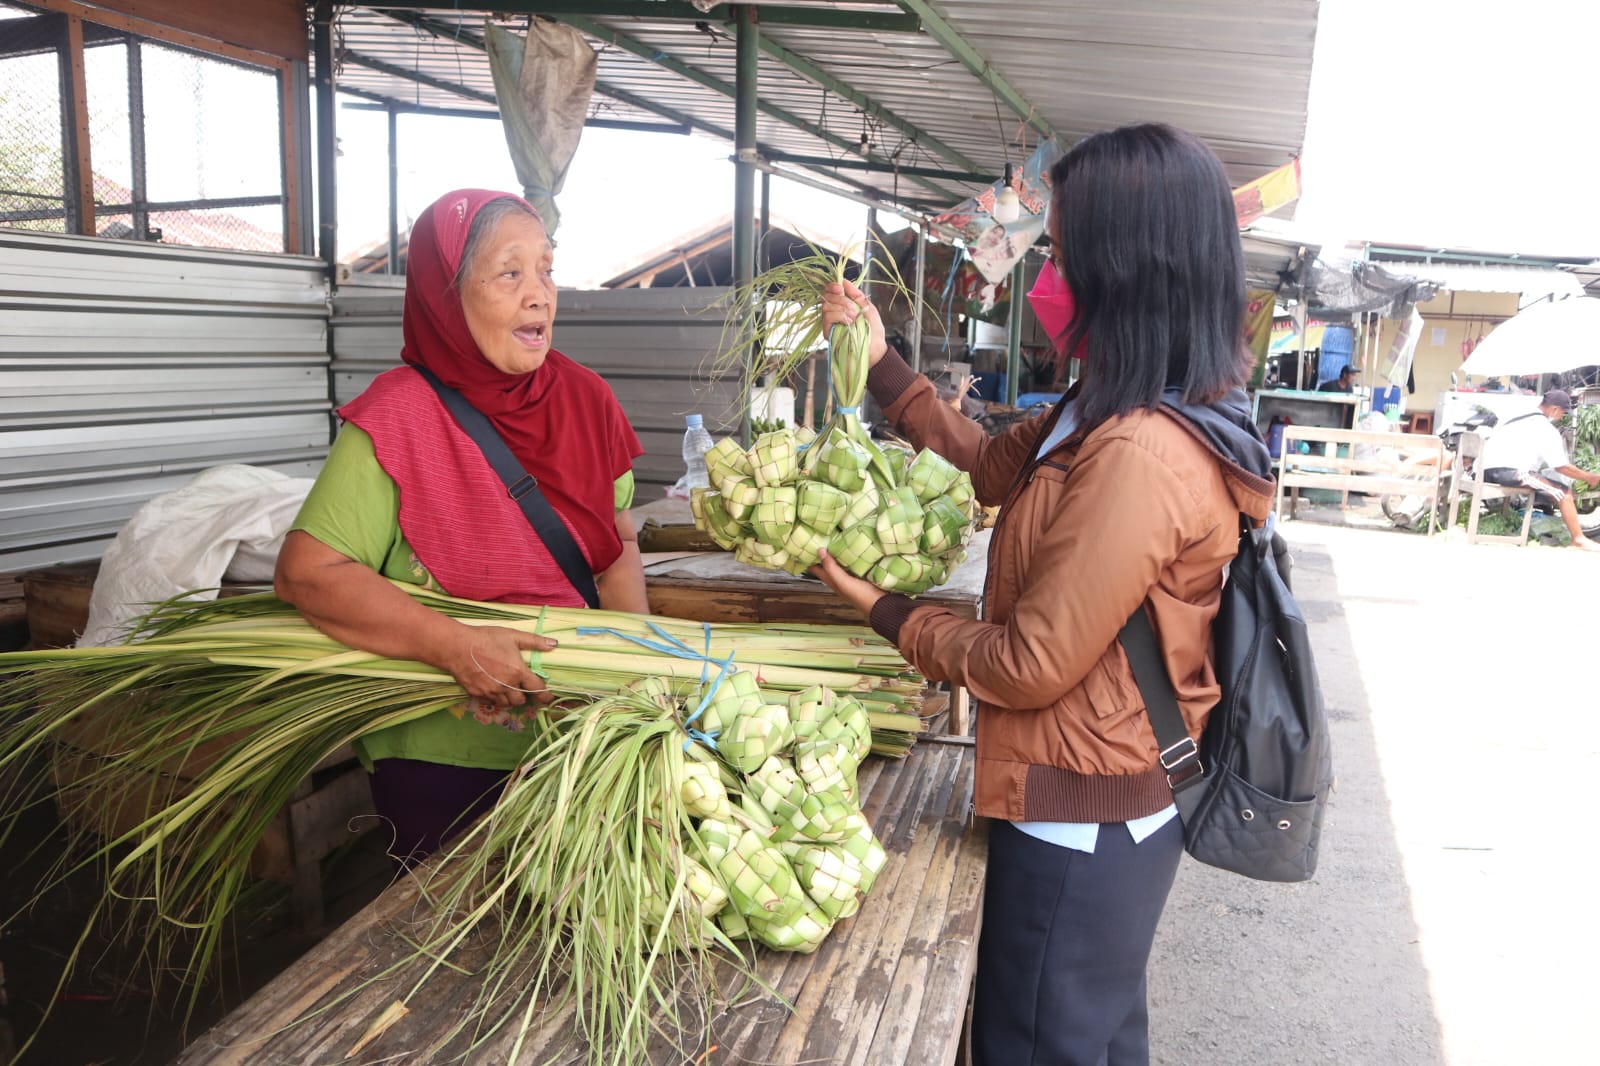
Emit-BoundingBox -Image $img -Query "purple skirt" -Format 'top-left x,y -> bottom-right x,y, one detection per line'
368,758 -> 509,869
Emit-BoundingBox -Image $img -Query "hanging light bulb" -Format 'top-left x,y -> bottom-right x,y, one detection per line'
992,162 -> 1020,224
855,132 -> 871,157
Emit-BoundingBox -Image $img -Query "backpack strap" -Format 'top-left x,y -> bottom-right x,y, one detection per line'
1119,605 -> 1206,794
413,365 -> 601,610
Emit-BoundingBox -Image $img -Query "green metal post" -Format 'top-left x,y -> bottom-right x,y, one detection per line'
735,5 -> 757,444
386,106 -> 399,274
313,0 -> 337,275
1006,258 -> 1025,407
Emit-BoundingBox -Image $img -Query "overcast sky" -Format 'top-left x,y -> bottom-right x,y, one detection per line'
335,0 -> 1600,285
1291,0 -> 1597,257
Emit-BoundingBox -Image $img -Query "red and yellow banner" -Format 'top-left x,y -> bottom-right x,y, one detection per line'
1243,289 -> 1276,386
1233,158 -> 1301,229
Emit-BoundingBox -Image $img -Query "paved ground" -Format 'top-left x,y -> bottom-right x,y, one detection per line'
1148,513 -> 1597,1066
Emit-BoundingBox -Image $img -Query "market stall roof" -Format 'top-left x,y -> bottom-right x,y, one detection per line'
1240,230 -> 1317,294
330,1 -> 1319,214
1373,261 -> 1584,299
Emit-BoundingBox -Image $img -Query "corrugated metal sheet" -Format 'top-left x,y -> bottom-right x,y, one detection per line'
329,1 -> 1318,208
329,273 -> 406,405
1381,261 -> 1584,298
0,231 -> 331,571
330,280 -> 738,499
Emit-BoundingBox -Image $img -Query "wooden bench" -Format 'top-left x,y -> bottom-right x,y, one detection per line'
173,739 -> 986,1066
1444,430 -> 1535,546
1275,424 -> 1447,534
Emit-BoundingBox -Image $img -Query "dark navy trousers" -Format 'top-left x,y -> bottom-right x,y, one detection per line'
972,815 -> 1184,1066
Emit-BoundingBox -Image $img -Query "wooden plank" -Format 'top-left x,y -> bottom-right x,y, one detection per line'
287,766 -> 376,864
21,563 -> 98,648
643,532 -> 988,626
27,0 -> 306,62
1281,426 -> 1443,450
634,497 -> 989,626
1280,454 -> 1440,475
1278,473 -> 1439,496
875,751 -> 985,1066
173,744 -> 983,1065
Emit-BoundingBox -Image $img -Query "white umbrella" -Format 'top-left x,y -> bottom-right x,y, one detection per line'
1458,297 -> 1600,378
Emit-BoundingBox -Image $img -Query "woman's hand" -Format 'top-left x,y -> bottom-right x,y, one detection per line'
822,280 -> 888,367
441,623 -> 560,709
810,548 -> 886,620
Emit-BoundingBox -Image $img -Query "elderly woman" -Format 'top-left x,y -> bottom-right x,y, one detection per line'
817,125 -> 1275,1065
276,189 -> 646,865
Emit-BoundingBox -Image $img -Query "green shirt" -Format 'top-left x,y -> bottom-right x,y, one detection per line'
291,424 -> 635,770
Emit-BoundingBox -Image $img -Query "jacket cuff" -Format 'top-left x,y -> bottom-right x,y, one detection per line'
869,593 -> 919,645
867,351 -> 920,410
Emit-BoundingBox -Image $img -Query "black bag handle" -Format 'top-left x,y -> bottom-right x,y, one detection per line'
413,365 -> 601,609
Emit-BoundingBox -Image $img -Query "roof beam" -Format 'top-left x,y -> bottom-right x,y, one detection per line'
340,98 -> 688,134
340,49 -> 497,106
364,1 -> 920,33
372,9 -> 920,208
895,0 -> 1055,142
557,14 -> 960,202
754,33 -> 981,174
762,150 -> 987,186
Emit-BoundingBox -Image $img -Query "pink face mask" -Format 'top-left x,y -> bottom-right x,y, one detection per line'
1027,260 -> 1078,356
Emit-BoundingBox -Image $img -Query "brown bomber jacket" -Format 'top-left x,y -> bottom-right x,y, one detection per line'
866,354 -> 1274,824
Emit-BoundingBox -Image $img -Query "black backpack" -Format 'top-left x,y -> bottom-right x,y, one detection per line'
1119,517 -> 1333,882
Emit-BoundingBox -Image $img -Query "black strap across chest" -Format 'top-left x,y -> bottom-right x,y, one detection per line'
413,365 -> 601,609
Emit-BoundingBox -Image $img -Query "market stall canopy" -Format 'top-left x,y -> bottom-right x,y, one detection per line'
1306,255 -> 1439,318
1372,260 -> 1584,300
326,1 -> 1319,213
1240,231 -> 1317,294
1457,297 -> 1600,378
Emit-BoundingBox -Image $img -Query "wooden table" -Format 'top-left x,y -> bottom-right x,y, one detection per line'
633,497 -> 989,734
173,739 -> 986,1066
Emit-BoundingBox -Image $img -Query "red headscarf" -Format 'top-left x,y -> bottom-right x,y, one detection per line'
339,189 -> 642,606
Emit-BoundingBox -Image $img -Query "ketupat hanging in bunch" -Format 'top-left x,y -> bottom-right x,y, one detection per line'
694,237 -> 979,596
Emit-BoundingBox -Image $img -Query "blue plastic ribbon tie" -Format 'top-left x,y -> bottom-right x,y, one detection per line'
577,621 -> 713,662
682,648 -> 736,751
838,405 -> 860,416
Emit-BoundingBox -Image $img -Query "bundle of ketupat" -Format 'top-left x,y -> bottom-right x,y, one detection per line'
664,670 -> 888,952
701,235 -> 979,596
691,427 -> 978,595
375,669 -> 891,1063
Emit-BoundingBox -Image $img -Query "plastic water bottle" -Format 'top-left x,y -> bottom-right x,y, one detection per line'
682,414 -> 714,490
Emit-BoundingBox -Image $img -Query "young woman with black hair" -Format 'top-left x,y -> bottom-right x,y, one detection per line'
815,124 -> 1276,1065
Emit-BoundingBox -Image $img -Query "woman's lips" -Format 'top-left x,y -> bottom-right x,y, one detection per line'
514,323 -> 548,348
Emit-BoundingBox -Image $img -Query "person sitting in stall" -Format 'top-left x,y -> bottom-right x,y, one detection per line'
1478,388 -> 1600,552
1317,365 -> 1355,393
275,189 -> 648,866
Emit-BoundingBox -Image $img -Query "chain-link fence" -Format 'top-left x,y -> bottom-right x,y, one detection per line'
0,1 -> 287,252
0,5 -> 68,234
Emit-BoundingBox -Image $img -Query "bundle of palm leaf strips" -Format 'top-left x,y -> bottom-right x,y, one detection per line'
0,583 -> 926,1064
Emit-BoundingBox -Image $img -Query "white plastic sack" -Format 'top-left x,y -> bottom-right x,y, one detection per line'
78,465 -> 313,647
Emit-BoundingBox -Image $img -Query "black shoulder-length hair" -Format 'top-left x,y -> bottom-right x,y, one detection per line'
1050,123 -> 1251,426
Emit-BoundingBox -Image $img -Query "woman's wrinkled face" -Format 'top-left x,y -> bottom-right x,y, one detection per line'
459,211 -> 557,376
